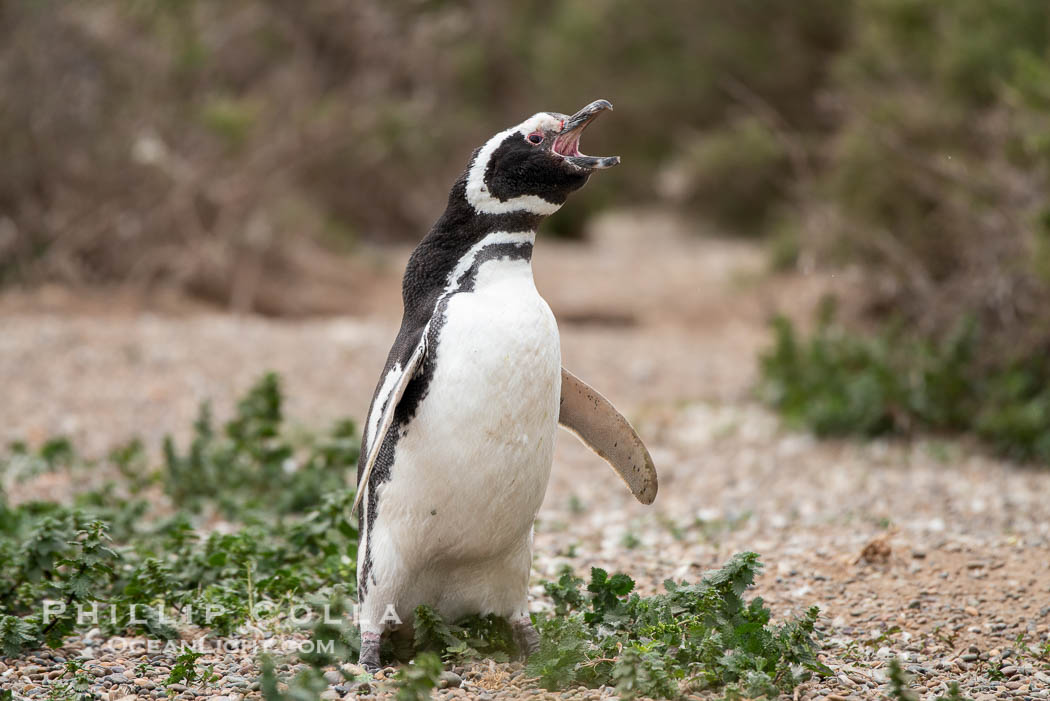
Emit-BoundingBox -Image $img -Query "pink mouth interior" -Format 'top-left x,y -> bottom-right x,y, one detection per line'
552,130 -> 583,157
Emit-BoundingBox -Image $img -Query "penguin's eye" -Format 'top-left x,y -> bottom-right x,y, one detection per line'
527,132 -> 544,145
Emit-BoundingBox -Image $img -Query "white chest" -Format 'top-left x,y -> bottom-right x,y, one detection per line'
439,255 -> 561,409
377,252 -> 561,559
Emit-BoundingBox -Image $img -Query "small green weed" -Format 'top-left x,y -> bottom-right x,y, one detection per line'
392,651 -> 444,701
163,373 -> 360,517
886,658 -> 919,701
4,373 -> 828,701
40,659 -> 94,701
166,650 -> 209,686
886,658 -> 975,701
526,552 -> 828,699
413,605 -> 517,664
620,530 -> 641,549
0,374 -> 361,656
260,655 -> 328,701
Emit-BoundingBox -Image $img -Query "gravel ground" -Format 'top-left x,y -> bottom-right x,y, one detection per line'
2,213 -> 1049,699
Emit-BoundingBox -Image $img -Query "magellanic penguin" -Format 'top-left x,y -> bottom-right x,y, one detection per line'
354,99 -> 658,672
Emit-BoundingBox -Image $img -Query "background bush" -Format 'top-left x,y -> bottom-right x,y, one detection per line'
755,2 -> 1050,465
760,304 -> 1050,465
3,1 -> 1049,459
0,0 -> 845,304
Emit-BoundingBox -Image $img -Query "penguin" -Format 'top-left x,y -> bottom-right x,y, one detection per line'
353,99 -> 658,672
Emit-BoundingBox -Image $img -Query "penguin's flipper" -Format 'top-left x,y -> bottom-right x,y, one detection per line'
558,367 -> 658,505
351,331 -> 428,515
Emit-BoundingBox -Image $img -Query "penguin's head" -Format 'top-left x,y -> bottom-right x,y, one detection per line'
464,99 -> 620,216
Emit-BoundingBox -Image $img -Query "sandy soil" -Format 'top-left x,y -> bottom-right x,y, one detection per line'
2,210 -> 1048,700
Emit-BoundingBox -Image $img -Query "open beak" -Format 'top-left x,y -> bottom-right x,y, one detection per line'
552,99 -> 620,170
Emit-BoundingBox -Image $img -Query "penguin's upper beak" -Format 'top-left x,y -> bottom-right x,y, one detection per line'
552,99 -> 620,171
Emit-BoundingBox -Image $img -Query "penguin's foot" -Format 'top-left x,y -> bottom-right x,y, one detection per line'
359,631 -> 382,674
511,616 -> 540,659
391,626 -> 416,663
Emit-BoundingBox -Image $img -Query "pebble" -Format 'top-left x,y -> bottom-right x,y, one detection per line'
439,671 -> 463,689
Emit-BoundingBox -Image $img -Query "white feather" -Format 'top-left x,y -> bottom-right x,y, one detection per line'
352,332 -> 427,516
355,231 -> 535,518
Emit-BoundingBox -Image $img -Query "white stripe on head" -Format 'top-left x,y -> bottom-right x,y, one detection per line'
465,113 -> 565,216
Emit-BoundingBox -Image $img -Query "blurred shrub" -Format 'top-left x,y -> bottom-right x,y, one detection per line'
199,96 -> 260,152
804,0 -> 1050,351
760,303 -> 1050,465
2,0 -> 1047,392
756,1 -> 1050,463
672,117 -> 791,235
0,0 -> 849,305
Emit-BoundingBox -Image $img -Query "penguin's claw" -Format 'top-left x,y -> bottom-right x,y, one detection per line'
511,617 -> 541,659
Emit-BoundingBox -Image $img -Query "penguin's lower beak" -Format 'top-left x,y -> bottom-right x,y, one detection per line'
552,100 -> 620,171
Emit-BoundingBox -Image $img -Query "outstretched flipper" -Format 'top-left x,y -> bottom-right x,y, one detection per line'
558,367 -> 658,504
352,329 -> 428,516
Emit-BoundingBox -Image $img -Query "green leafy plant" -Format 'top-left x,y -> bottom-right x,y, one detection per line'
162,373 -> 361,517
413,605 -> 517,664
760,305 -> 1050,465
543,567 -> 586,616
0,374 -> 362,657
166,649 -> 208,686
40,659 -> 95,701
3,374 -> 828,701
886,658 -> 919,701
884,656 -> 974,701
260,655 -> 329,701
585,567 -> 636,625
392,651 -> 444,701
526,552 -> 827,699
611,644 -> 676,700
0,613 -> 37,656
